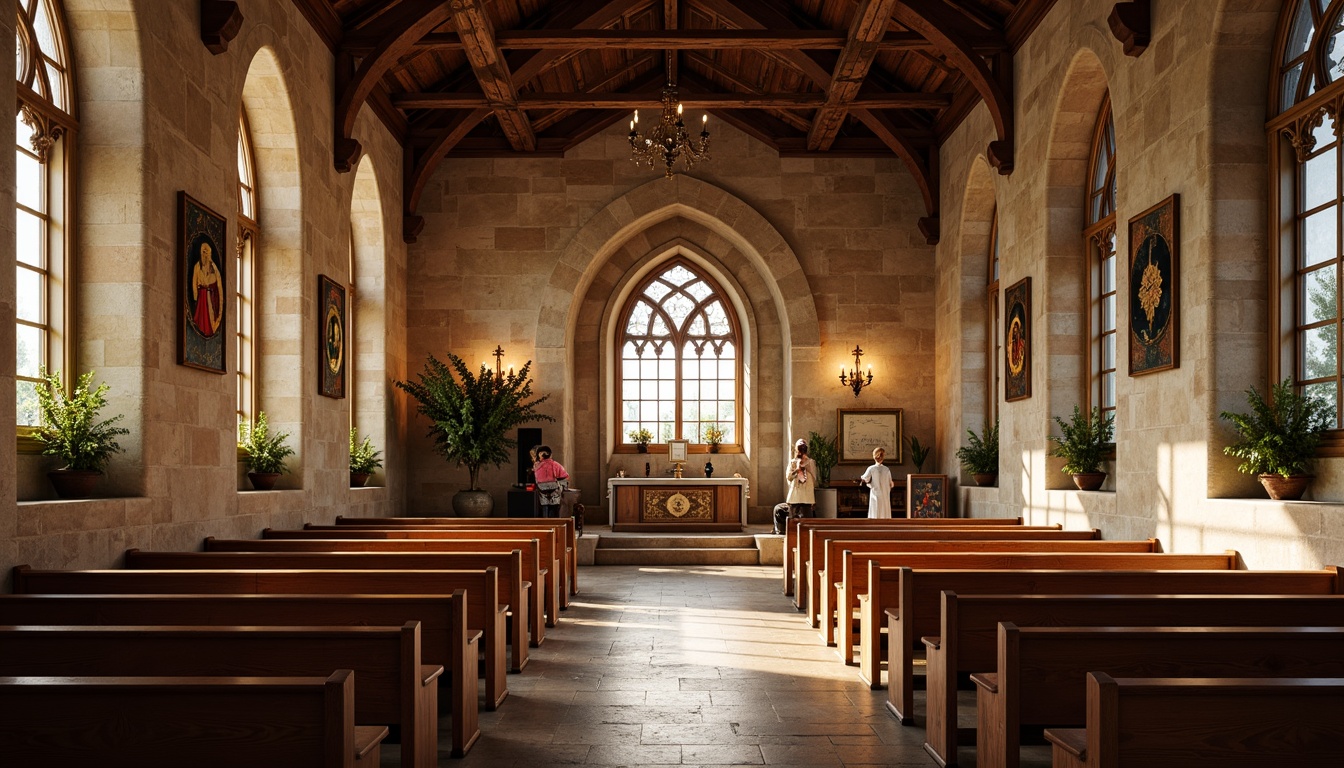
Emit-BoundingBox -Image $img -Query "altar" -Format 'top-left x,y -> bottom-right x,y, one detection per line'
607,477 -> 748,532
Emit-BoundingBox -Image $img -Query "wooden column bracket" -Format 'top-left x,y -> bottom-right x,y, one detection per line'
334,137 -> 362,174
987,140 -> 1014,175
403,215 -> 426,244
917,216 -> 940,246
1108,1 -> 1151,57
200,0 -> 243,55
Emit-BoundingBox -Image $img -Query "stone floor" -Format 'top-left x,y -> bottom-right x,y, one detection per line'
401,564 -> 1049,767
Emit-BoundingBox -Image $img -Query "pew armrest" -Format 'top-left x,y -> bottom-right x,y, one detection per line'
421,664 -> 445,687
1044,728 -> 1086,761
921,635 -> 940,651
884,607 -> 899,621
468,629 -> 484,646
969,672 -> 998,694
354,726 -> 390,760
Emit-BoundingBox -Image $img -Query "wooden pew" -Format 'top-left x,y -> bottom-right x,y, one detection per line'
126,548 -> 532,674
1046,674 -> 1344,768
974,624 -> 1344,768
784,516 -> 1026,598
0,591 -> 479,758
871,566 -> 1343,726
11,565 -> 511,711
0,622 -> 442,767
205,536 -> 548,646
334,516 -> 579,599
849,552 -> 1238,689
926,593 -> 1344,767
804,527 -> 1103,624
0,670 -> 385,768
280,527 -> 563,626
823,539 -> 1160,654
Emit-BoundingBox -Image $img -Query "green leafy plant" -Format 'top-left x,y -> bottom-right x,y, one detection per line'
397,352 -> 553,490
702,423 -> 726,450
955,420 -> 999,474
907,435 -> 932,473
238,411 -> 295,474
627,427 -> 653,449
807,431 -> 839,487
349,427 -> 383,474
32,367 -> 129,472
1220,378 -> 1331,478
1048,406 -> 1114,475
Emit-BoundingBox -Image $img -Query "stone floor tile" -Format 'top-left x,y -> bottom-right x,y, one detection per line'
680,744 -> 766,765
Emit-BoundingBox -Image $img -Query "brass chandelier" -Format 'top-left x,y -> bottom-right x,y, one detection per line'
628,81 -> 710,178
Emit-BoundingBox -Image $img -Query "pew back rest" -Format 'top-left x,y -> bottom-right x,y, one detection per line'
271,528 -> 558,579
206,537 -> 543,583
1086,673 -> 1344,768
0,671 -> 361,768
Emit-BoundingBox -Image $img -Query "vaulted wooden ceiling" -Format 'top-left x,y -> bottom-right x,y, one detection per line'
286,0 -> 1060,242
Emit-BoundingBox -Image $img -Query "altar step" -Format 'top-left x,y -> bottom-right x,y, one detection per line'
593,533 -> 762,566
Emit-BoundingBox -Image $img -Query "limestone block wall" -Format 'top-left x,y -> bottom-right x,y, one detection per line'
408,120 -> 936,522
933,0 -> 1344,568
1,0 -> 406,577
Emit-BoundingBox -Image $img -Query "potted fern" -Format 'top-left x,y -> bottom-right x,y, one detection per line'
239,411 -> 294,490
907,435 -> 932,473
1047,406 -> 1114,491
397,352 -> 553,516
807,431 -> 840,517
349,427 -> 383,487
32,367 -> 130,499
955,420 -> 999,487
1220,378 -> 1331,500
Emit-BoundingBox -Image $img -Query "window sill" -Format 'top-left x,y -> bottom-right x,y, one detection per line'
15,496 -> 151,537
614,445 -> 745,455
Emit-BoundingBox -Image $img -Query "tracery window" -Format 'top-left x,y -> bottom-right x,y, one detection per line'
987,209 -> 1000,427
1084,94 -> 1117,425
617,259 -> 742,451
1271,0 -> 1344,432
236,113 -> 257,426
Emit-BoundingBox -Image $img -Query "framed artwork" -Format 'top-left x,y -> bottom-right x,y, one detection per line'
318,273 -> 346,398
1004,276 -> 1032,401
667,439 -> 689,463
838,409 -> 903,465
906,474 -> 948,518
178,192 -> 227,373
1128,193 -> 1180,376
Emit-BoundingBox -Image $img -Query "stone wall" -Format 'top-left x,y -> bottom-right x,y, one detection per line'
933,0 -> 1344,567
408,121 -> 938,522
0,0 -> 406,577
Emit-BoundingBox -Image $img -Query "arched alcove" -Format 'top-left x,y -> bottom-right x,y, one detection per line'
239,46 -> 303,481
951,156 -> 997,484
539,177 -> 818,522
349,154 -> 387,473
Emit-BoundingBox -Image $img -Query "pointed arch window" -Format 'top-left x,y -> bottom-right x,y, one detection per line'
15,0 -> 75,433
617,259 -> 742,451
1271,0 -> 1344,433
236,113 -> 258,426
1084,94 -> 1118,425
987,209 -> 1000,427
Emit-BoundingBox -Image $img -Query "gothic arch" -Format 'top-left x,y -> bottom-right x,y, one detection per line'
952,156 -> 997,482
349,154 -> 387,460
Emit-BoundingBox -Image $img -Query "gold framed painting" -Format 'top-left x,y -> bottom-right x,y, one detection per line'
838,409 -> 903,465
178,192 -> 227,373
1128,193 -> 1179,376
318,273 -> 346,398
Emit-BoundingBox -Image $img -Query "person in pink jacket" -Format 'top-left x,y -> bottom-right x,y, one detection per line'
532,445 -> 570,518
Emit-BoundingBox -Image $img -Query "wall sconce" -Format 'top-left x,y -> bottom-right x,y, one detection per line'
487,345 -> 514,386
839,344 -> 873,398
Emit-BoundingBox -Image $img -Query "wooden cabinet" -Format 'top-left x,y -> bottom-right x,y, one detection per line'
836,479 -> 906,518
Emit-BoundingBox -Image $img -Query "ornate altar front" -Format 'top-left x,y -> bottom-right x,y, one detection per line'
607,477 -> 747,532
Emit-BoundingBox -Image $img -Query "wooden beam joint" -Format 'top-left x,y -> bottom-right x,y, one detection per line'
334,137 -> 363,174
200,0 -> 244,55
1108,1 -> 1151,57
403,215 -> 426,244
917,216 -> 940,245
987,139 -> 1013,175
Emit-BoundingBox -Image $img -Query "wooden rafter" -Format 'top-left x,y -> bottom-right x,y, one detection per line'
404,107 -> 491,241
333,0 -> 457,172
664,0 -> 678,83
889,0 -> 1014,173
390,91 -> 951,110
807,0 -> 899,151
448,0 -> 536,152
339,28 -> 1007,54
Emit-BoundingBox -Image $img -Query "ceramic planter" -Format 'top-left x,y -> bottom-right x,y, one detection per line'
48,469 -> 101,499
350,471 -> 372,488
1071,471 -> 1107,491
971,472 -> 998,487
1258,474 -> 1312,501
452,489 -> 494,517
247,471 -> 281,491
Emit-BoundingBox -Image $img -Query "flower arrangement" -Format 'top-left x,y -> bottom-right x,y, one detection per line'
702,423 -> 726,452
628,427 -> 654,452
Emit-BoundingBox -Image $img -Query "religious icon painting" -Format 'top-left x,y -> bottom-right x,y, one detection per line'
906,474 -> 948,518
1004,276 -> 1032,402
1128,194 -> 1179,376
318,273 -> 346,399
178,192 -> 228,373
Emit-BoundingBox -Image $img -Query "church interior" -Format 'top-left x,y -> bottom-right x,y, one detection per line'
5,0 -> 1344,764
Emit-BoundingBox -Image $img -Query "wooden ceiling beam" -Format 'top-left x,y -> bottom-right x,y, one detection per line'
664,0 -> 678,84
694,0 -> 833,89
807,0 -> 900,152
890,0 -> 1014,174
447,0 -> 536,152
506,0 -> 644,86
391,90 -> 951,110
851,108 -> 937,227
339,28 -> 1006,54
333,0 -> 456,172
